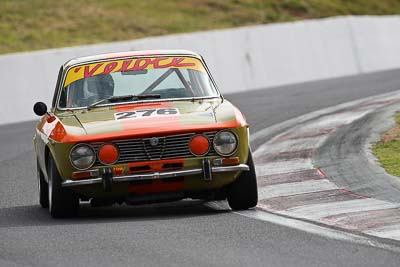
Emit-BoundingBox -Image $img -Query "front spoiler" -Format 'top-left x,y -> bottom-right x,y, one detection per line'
62,164 -> 249,187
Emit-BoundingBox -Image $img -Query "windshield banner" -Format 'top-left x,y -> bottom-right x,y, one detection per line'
64,56 -> 206,87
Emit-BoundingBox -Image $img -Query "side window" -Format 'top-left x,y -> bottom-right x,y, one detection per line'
52,66 -> 64,108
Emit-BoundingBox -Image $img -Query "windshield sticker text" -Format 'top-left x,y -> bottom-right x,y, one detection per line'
64,57 -> 205,87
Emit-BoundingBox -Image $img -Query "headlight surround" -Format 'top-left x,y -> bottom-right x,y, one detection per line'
69,143 -> 96,170
213,130 -> 238,156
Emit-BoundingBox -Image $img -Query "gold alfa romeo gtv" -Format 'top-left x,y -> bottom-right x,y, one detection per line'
33,50 -> 258,218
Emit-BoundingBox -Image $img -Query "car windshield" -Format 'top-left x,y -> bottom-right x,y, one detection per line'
58,56 -> 219,108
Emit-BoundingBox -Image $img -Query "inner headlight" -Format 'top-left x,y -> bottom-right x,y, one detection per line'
70,144 -> 96,170
213,130 -> 238,156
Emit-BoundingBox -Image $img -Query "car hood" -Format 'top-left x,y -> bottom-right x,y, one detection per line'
53,98 -> 247,143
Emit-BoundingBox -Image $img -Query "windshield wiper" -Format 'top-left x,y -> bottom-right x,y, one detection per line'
87,94 -> 161,110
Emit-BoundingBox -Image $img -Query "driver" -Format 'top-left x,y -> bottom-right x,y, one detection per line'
85,74 -> 114,104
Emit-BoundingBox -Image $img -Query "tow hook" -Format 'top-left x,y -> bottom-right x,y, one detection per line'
202,159 -> 212,181
102,168 -> 113,192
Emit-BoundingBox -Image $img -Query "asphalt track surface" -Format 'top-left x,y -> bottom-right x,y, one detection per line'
1,69 -> 400,267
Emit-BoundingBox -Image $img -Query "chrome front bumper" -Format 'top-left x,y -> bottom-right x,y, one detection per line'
62,164 -> 249,187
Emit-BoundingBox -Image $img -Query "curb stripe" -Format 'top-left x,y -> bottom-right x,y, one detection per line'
256,136 -> 326,155
257,169 -> 323,186
254,149 -> 314,164
256,159 -> 313,176
259,189 -> 363,211
323,208 -> 400,231
270,128 -> 333,143
309,110 -> 371,128
286,199 -> 400,220
258,179 -> 338,200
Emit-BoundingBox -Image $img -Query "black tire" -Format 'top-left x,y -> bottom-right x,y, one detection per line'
37,160 -> 49,208
227,150 -> 258,210
48,155 -> 79,218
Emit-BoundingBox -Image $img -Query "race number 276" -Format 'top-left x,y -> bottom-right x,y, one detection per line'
114,108 -> 179,120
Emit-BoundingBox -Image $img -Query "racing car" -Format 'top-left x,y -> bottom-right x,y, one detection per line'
33,50 -> 258,217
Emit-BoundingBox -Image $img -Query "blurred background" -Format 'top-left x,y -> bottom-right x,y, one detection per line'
1,0 -> 400,54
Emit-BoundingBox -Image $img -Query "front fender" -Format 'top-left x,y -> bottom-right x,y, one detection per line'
47,141 -> 75,180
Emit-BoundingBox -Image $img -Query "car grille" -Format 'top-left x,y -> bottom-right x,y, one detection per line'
92,132 -> 218,165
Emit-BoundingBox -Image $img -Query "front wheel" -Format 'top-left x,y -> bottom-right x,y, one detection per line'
48,155 -> 79,218
227,150 -> 258,210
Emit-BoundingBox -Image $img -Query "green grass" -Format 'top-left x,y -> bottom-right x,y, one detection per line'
1,0 -> 400,54
373,114 -> 400,177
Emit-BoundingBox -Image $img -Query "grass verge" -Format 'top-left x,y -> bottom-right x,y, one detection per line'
373,113 -> 400,177
1,0 -> 400,54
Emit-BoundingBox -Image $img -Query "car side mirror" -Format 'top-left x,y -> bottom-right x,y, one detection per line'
33,102 -> 48,116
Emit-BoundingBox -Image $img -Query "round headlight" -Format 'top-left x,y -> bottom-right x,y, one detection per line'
70,144 -> 96,170
213,130 -> 238,156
